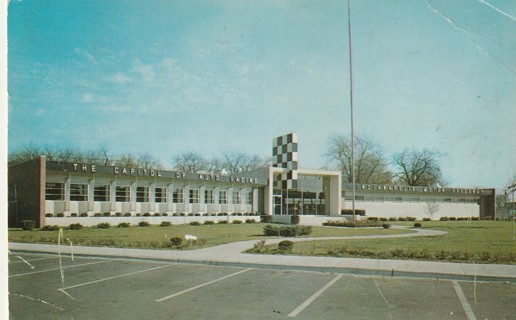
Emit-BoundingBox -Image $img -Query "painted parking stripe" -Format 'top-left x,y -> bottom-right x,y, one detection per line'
59,264 -> 176,291
9,256 -> 58,264
452,281 -> 477,320
9,261 -> 108,278
287,274 -> 343,318
156,268 -> 253,302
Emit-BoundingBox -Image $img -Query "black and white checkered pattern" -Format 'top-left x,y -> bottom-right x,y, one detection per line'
272,133 -> 298,189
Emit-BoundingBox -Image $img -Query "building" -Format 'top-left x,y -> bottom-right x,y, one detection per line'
7,133 -> 495,227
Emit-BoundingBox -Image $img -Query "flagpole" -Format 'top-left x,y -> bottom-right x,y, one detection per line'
347,0 -> 356,221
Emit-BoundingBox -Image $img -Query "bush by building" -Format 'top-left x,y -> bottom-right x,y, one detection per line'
118,222 -> 131,228
96,222 -> 111,229
68,223 -> 83,230
278,240 -> 294,252
160,221 -> 172,227
260,215 -> 273,223
41,225 -> 59,231
341,209 -> 366,216
139,221 -> 150,227
170,237 -> 183,246
21,220 -> 35,231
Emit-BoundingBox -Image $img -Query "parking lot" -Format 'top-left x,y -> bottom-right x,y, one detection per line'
9,252 -> 515,320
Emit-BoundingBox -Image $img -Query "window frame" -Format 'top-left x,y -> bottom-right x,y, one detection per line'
136,186 -> 149,202
155,187 -> 167,203
115,186 -> 131,202
45,182 -> 65,201
94,185 -> 110,202
70,184 -> 88,201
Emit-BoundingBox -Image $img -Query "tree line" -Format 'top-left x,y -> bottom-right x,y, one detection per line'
10,135 -> 446,186
8,144 -> 271,175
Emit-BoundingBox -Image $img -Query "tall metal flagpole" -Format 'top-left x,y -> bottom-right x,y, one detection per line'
347,0 -> 356,221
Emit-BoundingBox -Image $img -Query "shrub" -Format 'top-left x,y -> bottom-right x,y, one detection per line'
291,215 -> 300,225
296,225 -> 312,236
278,240 -> 294,252
232,220 -> 242,224
41,225 -> 59,231
414,223 -> 422,228
80,213 -> 88,217
115,212 -> 122,217
260,215 -> 273,223
94,213 -> 101,217
245,219 -> 256,224
263,225 -> 280,236
440,216 -> 449,221
103,212 -> 111,217
57,213 -> 65,217
397,217 -> 407,221
471,217 -> 479,221
162,213 -> 168,216
218,220 -> 228,224
190,221 -> 201,226
160,221 -> 172,227
367,217 -> 379,222
188,213 -> 194,217
422,218 -> 431,221
139,221 -> 150,227
380,217 -> 388,222
170,237 -> 183,246
136,213 -> 141,217
124,212 -> 132,217
204,220 -> 215,225
435,250 -> 449,260
153,213 -> 160,217
253,240 -> 267,253
21,220 -> 35,231
143,212 -> 151,217
388,217 -> 398,221
68,223 -> 83,230
449,217 -> 457,221
118,222 -> 131,228
341,209 -> 366,216
70,213 -> 78,217
382,223 -> 391,229
280,226 -> 297,237
97,222 -> 111,229
45,213 -> 53,217
195,213 -> 201,216
407,217 -> 417,221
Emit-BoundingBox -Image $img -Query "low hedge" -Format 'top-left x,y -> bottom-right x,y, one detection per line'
341,209 -> 366,216
263,225 -> 312,237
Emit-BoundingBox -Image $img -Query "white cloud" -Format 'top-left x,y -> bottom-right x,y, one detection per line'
106,72 -> 132,84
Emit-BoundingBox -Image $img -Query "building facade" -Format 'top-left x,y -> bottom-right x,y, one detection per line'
7,134 -> 496,227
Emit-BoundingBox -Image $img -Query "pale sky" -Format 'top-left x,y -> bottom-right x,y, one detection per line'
7,0 -> 516,189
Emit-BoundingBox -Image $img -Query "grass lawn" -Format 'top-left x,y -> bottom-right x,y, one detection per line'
8,222 -> 412,250
263,221 -> 516,264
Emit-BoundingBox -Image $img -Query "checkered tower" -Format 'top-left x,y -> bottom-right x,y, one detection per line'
272,133 -> 298,189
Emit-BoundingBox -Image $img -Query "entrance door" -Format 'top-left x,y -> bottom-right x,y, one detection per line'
273,194 -> 282,215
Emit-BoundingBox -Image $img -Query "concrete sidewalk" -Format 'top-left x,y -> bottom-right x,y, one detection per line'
9,230 -> 516,283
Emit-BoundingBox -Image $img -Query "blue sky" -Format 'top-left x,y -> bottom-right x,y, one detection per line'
7,0 -> 516,189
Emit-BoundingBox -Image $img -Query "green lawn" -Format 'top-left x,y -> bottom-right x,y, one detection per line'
266,221 -> 516,264
8,222 -> 412,250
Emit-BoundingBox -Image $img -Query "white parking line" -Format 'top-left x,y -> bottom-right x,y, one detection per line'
452,281 -> 477,320
59,264 -> 176,291
9,257 -> 58,264
156,268 -> 253,302
9,261 -> 108,278
288,274 -> 344,318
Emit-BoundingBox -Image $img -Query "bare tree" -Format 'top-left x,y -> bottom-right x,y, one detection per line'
8,143 -> 42,164
221,152 -> 265,174
205,158 -> 223,175
137,153 -> 163,170
393,149 -> 443,186
324,135 -> 392,184
115,153 -> 137,167
171,151 -> 207,173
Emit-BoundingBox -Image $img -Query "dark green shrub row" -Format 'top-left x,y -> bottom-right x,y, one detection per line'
68,223 -> 83,230
118,222 -> 131,228
414,223 -> 422,228
340,209 -> 366,216
160,221 -> 172,227
232,220 -> 242,224
323,220 -> 380,228
263,225 -> 312,237
21,220 -> 35,231
204,220 -> 215,225
97,222 -> 111,229
41,225 -> 59,231
245,219 -> 256,224
218,220 -> 228,224
190,221 -> 201,226
440,216 -> 480,221
139,221 -> 150,227
382,223 -> 391,229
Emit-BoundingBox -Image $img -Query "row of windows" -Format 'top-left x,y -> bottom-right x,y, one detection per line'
344,195 -> 479,204
45,183 -> 253,204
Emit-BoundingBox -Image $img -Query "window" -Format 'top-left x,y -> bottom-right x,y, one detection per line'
219,190 -> 227,204
189,189 -> 199,204
70,184 -> 88,201
246,190 -> 253,205
364,195 -> 374,202
94,185 -> 110,201
8,185 -> 17,202
155,188 -> 167,203
116,186 -> 130,202
205,190 -> 214,204
136,186 -> 149,202
46,183 -> 65,200
232,190 -> 240,204
173,188 -> 184,203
